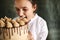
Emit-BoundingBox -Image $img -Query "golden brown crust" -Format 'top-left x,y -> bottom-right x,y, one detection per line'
4,16 -> 12,22
0,16 -> 28,28
23,18 -> 28,23
6,21 -> 13,28
16,18 -> 20,23
0,18 -> 5,22
19,20 -> 25,26
0,20 -> 5,27
11,20 -> 19,27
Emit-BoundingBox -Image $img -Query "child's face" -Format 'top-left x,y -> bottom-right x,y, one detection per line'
15,0 -> 36,21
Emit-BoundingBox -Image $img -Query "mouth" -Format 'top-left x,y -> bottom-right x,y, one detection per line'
20,16 -> 27,19
24,17 -> 27,18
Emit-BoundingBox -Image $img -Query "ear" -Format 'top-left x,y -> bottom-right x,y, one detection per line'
32,4 -> 37,12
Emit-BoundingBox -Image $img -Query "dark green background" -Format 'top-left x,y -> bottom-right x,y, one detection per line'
0,0 -> 60,40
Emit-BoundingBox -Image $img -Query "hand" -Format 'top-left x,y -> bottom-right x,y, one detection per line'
28,31 -> 34,40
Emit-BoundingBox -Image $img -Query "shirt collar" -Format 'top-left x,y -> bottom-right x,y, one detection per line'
28,13 -> 38,24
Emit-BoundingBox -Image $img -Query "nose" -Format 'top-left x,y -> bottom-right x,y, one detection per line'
19,9 -> 24,17
19,9 -> 25,19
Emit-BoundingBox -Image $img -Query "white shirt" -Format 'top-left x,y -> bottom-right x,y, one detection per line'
28,14 -> 48,40
14,14 -> 48,40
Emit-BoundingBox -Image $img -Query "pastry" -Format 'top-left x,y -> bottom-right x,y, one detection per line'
11,20 -> 19,27
0,20 -> 5,27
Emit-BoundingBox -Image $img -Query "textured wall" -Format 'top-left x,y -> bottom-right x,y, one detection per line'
46,0 -> 60,40
0,0 -> 17,18
36,0 -> 60,40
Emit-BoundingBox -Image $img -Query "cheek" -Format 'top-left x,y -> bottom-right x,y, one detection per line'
16,11 -> 19,15
25,13 -> 32,18
24,9 -> 34,17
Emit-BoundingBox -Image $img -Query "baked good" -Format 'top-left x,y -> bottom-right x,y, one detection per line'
0,16 -> 29,40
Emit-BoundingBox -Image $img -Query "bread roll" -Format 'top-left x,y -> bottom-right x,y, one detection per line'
19,20 -> 25,26
1,18 -> 5,22
4,16 -> 12,22
0,20 -> 5,27
23,18 -> 28,23
12,20 -> 19,27
16,18 -> 20,23
6,21 -> 13,28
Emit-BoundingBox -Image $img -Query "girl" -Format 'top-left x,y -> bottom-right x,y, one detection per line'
14,0 -> 48,40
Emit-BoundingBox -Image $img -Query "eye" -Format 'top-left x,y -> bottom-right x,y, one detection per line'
23,8 -> 28,11
15,7 -> 20,12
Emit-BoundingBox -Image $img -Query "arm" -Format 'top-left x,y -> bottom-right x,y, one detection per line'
28,31 -> 34,40
37,21 -> 48,40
